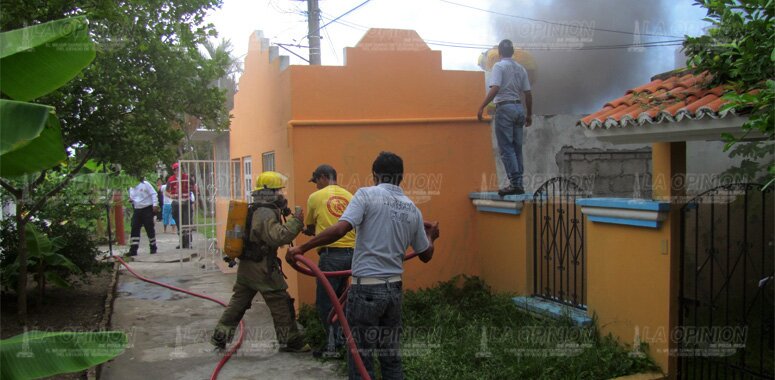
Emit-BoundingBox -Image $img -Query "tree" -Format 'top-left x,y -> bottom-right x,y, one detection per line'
0,0 -> 230,321
683,0 -> 774,187
0,17 -> 96,324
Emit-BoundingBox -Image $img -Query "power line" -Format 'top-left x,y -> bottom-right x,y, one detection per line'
312,16 -> 686,52
274,43 -> 309,63
438,0 -> 685,39
302,0 -> 372,42
323,27 -> 340,65
426,39 -> 684,51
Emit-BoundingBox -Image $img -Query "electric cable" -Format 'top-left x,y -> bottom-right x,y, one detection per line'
301,0 -> 372,42
314,15 -> 686,51
438,0 -> 685,39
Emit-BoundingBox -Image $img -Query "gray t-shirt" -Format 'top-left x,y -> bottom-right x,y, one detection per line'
339,183 -> 430,278
490,58 -> 531,103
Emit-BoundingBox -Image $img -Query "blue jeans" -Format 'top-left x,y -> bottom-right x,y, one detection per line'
346,282 -> 403,380
316,248 -> 353,350
494,103 -> 526,188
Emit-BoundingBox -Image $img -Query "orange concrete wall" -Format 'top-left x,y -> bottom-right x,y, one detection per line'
226,33 -> 304,301
473,207 -> 531,295
290,122 -> 492,301
226,28 -> 494,306
585,217 -> 675,374
283,29 -> 491,305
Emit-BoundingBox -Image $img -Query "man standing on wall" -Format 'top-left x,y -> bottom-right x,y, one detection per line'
303,164 -> 356,358
287,151 -> 440,380
167,162 -> 191,249
127,177 -> 159,256
477,39 -> 533,196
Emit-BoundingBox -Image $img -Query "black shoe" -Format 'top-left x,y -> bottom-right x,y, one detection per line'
175,245 -> 180,249
127,251 -> 138,257
497,185 -> 525,197
150,246 -> 157,254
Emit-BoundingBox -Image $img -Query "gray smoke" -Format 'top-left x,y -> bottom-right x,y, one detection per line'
489,0 -> 707,115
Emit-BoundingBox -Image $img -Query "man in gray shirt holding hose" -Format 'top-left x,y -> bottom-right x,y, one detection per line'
287,151 -> 440,380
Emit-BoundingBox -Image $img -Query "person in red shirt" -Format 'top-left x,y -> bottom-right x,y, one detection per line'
166,162 -> 191,249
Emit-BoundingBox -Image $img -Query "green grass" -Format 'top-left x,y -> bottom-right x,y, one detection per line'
298,275 -> 659,379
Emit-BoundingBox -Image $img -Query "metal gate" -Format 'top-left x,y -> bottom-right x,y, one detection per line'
532,177 -> 589,309
679,183 -> 774,379
173,160 -> 238,271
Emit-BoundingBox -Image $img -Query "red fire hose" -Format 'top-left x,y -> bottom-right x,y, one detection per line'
287,251 -> 421,380
113,256 -> 244,380
114,250 -> 422,380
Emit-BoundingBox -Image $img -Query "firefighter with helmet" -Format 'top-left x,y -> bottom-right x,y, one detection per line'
211,171 -> 310,352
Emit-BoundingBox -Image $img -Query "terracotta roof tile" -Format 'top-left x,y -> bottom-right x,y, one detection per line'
578,71 -> 741,130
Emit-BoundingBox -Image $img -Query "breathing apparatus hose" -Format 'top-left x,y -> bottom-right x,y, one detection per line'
113,256 -> 245,380
288,250 -> 421,380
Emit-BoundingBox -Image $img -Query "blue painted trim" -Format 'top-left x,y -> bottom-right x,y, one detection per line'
512,296 -> 592,327
476,206 -> 521,215
469,192 -> 532,202
587,215 -> 659,228
576,198 -> 670,212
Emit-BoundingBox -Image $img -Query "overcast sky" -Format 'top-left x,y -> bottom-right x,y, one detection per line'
204,0 -> 710,114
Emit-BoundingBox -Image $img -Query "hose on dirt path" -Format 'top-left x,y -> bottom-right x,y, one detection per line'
113,256 -> 244,380
288,250 -> 421,380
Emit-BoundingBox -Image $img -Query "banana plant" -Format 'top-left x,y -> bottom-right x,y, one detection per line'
0,224 -> 82,302
0,331 -> 127,379
0,16 -> 96,321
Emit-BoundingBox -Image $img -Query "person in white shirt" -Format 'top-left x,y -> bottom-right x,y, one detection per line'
128,177 -> 160,256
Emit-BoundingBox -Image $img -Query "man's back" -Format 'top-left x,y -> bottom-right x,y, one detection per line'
306,185 -> 356,248
340,183 -> 429,278
491,58 -> 531,103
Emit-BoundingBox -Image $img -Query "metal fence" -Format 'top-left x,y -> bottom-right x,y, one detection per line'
679,183 -> 774,379
532,177 -> 589,309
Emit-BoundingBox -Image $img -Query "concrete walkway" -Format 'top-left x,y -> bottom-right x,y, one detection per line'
100,220 -> 343,380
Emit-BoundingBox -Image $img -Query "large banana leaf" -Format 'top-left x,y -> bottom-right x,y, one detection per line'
24,224 -> 53,258
0,100 -> 53,155
0,111 -> 66,177
0,331 -> 127,379
0,16 -> 96,101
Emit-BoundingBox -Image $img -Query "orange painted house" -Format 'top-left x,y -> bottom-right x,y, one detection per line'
222,29 -> 494,305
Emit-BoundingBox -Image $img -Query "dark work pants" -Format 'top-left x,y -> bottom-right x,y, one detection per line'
316,248 -> 353,351
347,281 -> 404,380
171,200 -> 191,248
212,258 -> 304,349
129,205 -> 156,254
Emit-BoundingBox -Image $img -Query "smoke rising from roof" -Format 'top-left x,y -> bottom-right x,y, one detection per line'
489,0 -> 707,115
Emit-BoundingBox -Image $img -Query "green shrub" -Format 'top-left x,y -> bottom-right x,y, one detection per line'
298,275 -> 659,379
0,218 -> 105,293
298,303 -> 326,349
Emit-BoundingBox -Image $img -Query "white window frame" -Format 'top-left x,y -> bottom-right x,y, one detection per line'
243,156 -> 252,201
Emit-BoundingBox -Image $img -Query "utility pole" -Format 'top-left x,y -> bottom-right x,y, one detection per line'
307,0 -> 321,65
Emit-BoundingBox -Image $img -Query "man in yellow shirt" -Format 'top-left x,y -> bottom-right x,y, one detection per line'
304,164 -> 356,358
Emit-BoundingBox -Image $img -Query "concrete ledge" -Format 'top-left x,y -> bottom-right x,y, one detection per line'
469,192 -> 531,215
577,198 -> 670,229
513,296 -> 592,327
608,372 -> 666,380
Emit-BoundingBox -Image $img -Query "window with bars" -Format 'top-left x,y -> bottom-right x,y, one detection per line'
262,151 -> 275,172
